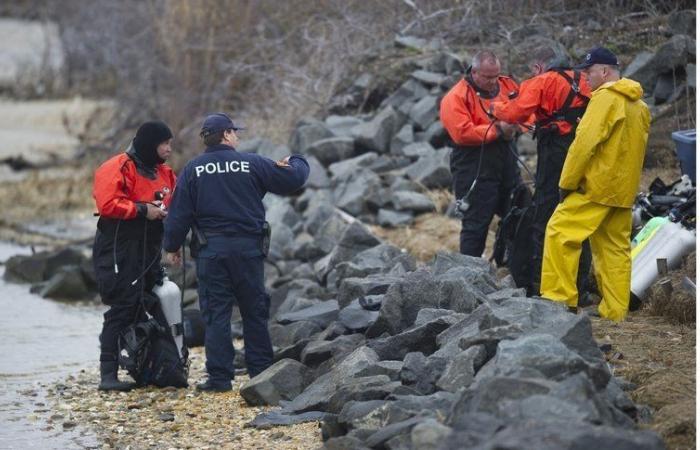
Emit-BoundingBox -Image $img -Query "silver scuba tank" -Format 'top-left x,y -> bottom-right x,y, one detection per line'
631,220 -> 696,301
153,276 -> 185,359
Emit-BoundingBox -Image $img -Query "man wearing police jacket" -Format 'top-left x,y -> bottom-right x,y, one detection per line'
163,113 -> 309,392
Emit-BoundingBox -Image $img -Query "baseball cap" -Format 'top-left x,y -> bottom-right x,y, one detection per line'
574,47 -> 619,69
200,113 -> 245,137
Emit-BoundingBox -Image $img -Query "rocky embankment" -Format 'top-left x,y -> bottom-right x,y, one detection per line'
5,13 -> 694,450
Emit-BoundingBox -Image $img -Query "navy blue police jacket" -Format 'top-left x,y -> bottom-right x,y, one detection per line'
162,144 -> 310,252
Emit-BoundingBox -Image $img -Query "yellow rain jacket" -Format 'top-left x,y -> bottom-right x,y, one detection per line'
559,78 -> 650,207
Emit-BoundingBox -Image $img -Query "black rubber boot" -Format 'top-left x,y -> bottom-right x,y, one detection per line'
196,379 -> 232,392
98,361 -> 135,392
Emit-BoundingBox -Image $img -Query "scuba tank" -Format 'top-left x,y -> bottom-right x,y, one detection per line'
153,276 -> 185,359
631,220 -> 696,301
631,216 -> 668,259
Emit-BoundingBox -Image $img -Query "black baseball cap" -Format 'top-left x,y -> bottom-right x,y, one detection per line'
574,47 -> 619,69
200,113 -> 245,137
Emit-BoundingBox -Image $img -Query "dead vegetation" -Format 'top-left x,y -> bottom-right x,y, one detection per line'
645,252 -> 696,325
2,0 -> 692,164
592,312 -> 695,450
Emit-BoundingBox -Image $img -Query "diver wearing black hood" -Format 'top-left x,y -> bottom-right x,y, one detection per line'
127,121 -> 174,178
92,121 -> 176,391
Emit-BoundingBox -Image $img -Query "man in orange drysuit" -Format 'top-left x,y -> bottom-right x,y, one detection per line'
440,50 -> 522,257
489,45 -> 593,299
92,121 -> 176,391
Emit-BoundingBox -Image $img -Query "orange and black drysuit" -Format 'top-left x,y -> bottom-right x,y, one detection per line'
440,70 -> 522,256
491,68 -> 592,295
92,123 -> 175,363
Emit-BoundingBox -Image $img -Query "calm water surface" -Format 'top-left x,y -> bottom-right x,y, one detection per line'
0,242 -> 104,449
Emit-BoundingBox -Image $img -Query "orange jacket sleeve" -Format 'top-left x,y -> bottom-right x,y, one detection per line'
440,83 -> 499,146
162,166 -> 177,209
491,76 -> 543,125
93,156 -> 139,219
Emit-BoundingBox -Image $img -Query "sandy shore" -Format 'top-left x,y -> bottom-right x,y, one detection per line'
47,348 -> 323,450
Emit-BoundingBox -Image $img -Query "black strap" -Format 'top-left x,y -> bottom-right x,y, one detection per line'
536,70 -> 590,129
171,323 -> 184,336
553,70 -> 588,118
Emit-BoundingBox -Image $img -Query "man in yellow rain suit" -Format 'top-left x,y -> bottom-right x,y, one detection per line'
540,47 -> 650,321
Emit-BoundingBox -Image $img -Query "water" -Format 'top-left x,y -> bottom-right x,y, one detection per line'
0,242 -> 104,449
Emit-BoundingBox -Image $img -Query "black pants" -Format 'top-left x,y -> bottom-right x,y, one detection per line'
451,140 -> 519,257
197,235 -> 273,384
531,130 -> 591,296
93,229 -> 161,361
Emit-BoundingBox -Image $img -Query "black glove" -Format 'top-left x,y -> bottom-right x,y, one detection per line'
559,188 -> 573,203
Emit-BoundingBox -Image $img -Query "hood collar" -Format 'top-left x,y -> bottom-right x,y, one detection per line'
205,143 -> 236,153
598,78 -> 643,101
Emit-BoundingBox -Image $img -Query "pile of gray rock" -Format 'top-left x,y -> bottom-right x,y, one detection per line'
239,49 -> 465,229
4,246 -> 96,300
624,25 -> 696,106
241,246 -> 663,449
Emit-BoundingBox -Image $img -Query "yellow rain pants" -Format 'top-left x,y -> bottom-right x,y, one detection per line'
540,192 -> 632,322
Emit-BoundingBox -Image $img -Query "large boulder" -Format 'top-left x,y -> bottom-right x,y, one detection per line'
39,266 -> 91,300
368,315 -> 459,360
240,359 -> 313,406
332,169 -> 382,216
405,148 -> 452,188
329,152 -> 379,179
397,142 -> 434,161
338,300 -> 380,332
303,155 -> 330,189
352,106 -> 401,154
399,352 -> 447,395
276,300 -> 339,329
300,333 -> 365,367
377,209 -> 414,227
4,247 -> 86,284
325,115 -> 363,137
391,190 -> 435,214
475,334 -> 610,389
289,118 -> 334,153
390,124 -> 414,155
470,421 -> 665,450
327,376 -> 403,414
383,79 -> 430,110
436,345 -> 487,393
333,244 -> 411,281
668,10 -> 696,36
285,346 -> 380,413
321,221 -> 382,280
269,320 -> 322,348
624,35 -> 695,91
409,95 -> 439,130
366,268 -> 481,337
306,137 -> 356,166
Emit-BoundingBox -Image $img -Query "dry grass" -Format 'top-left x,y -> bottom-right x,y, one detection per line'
592,312 -> 695,450
0,167 -> 94,222
371,212 -> 461,262
645,253 -> 696,325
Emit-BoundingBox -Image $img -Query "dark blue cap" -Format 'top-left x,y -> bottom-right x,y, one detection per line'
574,47 -> 619,69
200,113 -> 244,137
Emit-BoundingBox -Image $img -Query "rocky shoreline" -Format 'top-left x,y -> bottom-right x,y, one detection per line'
47,347 -> 323,450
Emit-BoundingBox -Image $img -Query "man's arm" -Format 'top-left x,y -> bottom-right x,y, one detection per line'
491,77 -> 541,125
255,154 -> 310,195
559,93 -> 623,191
439,87 -> 499,146
163,165 -> 196,253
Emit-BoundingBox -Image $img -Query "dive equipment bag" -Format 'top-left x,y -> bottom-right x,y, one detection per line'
118,282 -> 189,388
492,183 -> 534,291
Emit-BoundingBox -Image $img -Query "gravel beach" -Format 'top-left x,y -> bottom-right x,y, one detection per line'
47,348 -> 323,449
